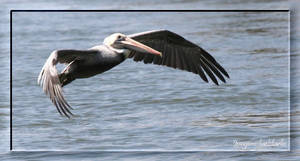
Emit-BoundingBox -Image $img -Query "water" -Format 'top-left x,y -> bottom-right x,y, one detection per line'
1,0 -> 300,160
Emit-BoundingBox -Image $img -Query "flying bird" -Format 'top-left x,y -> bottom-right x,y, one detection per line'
38,30 -> 229,118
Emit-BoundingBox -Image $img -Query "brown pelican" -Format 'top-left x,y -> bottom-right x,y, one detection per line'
38,30 -> 229,118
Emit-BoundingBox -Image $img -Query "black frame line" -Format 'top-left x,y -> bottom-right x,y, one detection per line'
10,10 -> 13,151
10,9 -> 289,12
10,9 -> 290,152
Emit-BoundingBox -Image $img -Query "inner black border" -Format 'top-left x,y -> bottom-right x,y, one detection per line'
10,9 -> 290,151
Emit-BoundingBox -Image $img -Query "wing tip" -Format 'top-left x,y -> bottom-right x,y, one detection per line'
202,77 -> 209,83
212,79 -> 219,86
225,72 -> 230,79
38,50 -> 75,119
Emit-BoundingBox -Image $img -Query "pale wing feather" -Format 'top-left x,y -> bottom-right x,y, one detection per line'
38,49 -> 98,118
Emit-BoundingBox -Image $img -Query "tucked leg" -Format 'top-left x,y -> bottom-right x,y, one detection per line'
59,73 -> 75,87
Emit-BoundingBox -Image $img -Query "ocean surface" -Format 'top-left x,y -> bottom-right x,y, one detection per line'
1,0 -> 300,160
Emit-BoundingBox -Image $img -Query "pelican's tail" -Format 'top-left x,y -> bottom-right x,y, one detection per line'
37,50 -> 73,118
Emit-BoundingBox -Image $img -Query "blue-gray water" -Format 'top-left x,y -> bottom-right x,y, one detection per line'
1,0 -> 300,161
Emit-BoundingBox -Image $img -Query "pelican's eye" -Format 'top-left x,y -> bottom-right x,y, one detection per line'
117,35 -> 125,41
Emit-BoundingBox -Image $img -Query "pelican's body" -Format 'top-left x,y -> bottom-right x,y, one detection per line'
38,30 -> 229,118
57,45 -> 126,86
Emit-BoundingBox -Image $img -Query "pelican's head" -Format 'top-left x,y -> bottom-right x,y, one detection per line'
103,33 -> 162,57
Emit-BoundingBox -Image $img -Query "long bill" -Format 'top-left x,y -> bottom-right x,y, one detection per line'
121,37 -> 162,57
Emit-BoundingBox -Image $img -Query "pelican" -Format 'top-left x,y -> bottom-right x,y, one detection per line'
38,30 -> 229,118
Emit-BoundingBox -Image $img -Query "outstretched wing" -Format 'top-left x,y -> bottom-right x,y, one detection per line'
128,30 -> 229,85
37,49 -> 98,118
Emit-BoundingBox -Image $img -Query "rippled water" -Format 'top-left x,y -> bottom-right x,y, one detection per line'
1,0 -> 299,160
11,11 -> 289,151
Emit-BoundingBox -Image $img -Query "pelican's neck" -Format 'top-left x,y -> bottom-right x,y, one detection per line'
123,50 -> 130,58
104,44 -> 130,58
